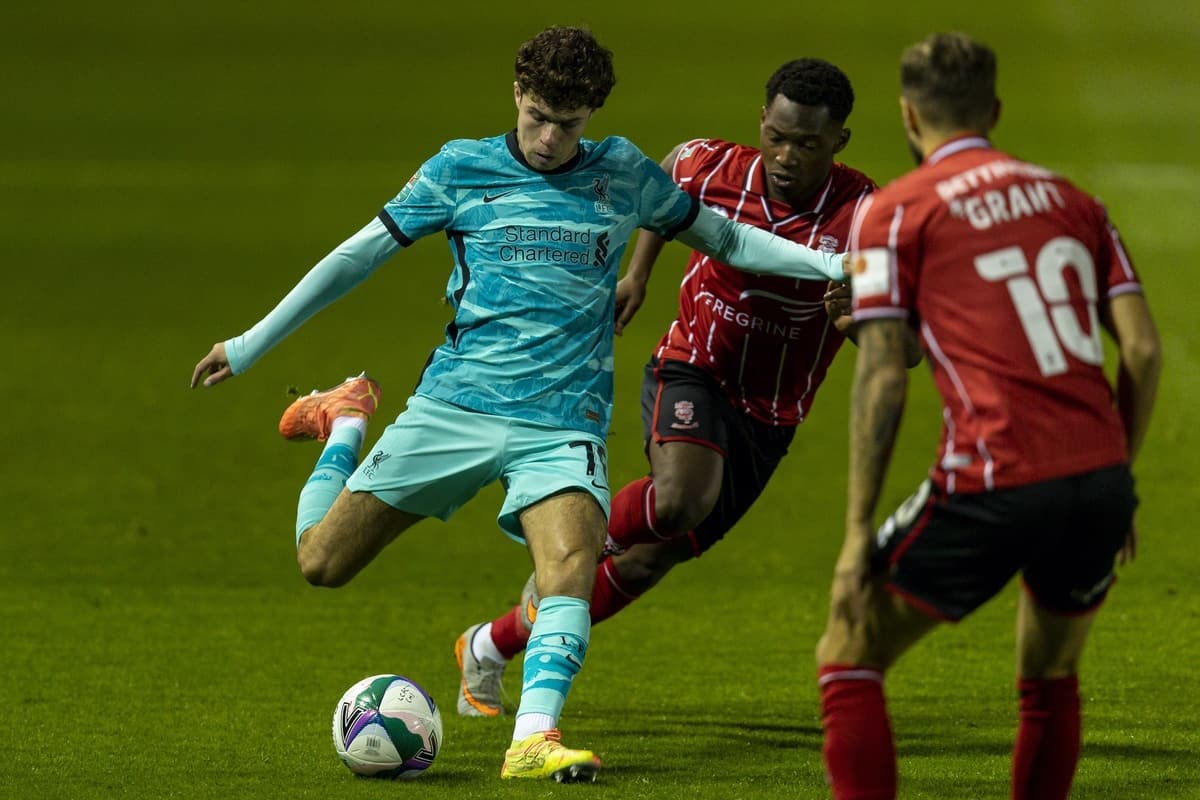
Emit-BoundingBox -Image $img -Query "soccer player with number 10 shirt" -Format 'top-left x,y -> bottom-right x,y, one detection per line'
818,31 -> 1161,800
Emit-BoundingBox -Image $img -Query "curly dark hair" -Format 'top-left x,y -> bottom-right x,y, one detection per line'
900,32 -> 996,130
765,59 -> 855,122
514,26 -> 616,111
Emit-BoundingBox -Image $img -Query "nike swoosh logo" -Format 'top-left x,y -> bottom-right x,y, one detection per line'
482,189 -> 519,203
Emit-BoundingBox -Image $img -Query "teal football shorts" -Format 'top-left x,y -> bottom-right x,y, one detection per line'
345,393 -> 611,541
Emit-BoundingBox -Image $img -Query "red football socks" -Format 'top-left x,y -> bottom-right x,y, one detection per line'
487,557 -> 644,660
607,476 -> 670,548
589,556 -> 641,623
819,665 -> 897,800
488,604 -> 529,661
1012,675 -> 1080,800
817,668 -> 1081,799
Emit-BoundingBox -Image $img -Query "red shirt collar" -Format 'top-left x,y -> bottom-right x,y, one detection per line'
927,134 -> 992,165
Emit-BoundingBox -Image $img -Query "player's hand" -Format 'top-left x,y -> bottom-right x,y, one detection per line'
614,274 -> 647,336
839,252 -> 852,281
191,342 -> 233,388
824,281 -> 852,321
1118,523 -> 1138,565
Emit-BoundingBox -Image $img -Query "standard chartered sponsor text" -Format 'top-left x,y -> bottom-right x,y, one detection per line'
501,225 -> 594,264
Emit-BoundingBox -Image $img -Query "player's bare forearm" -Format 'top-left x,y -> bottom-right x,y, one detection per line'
838,321 -> 924,369
1117,359 -> 1159,462
616,143 -> 685,334
846,319 -> 909,527
616,230 -> 670,333
1108,293 -> 1162,463
624,228 -> 668,285
622,143 -> 683,293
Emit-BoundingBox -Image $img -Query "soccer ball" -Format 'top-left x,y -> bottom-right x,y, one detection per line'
331,674 -> 443,779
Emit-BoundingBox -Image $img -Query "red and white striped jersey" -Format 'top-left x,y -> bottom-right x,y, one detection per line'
654,138 -> 876,426
850,136 -> 1140,493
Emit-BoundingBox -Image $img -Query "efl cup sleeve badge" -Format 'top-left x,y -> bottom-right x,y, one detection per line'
849,247 -> 892,299
393,171 -> 421,204
670,400 -> 699,430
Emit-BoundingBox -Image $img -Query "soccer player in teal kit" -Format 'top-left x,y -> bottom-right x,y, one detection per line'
191,25 -> 845,782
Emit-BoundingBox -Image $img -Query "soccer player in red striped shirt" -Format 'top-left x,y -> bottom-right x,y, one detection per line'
817,32 -> 1161,799
456,59 -> 916,718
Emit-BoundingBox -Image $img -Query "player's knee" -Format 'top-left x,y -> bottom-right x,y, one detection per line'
652,476 -> 717,534
815,619 -> 880,668
297,551 -> 332,587
296,536 -> 347,588
545,537 -> 601,572
535,546 -> 599,599
816,626 -> 855,667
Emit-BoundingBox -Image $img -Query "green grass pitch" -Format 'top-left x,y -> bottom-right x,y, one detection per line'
2,2 -> 1197,798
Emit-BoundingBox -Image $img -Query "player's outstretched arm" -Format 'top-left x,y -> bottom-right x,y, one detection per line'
676,204 -> 846,281
188,217 -> 401,388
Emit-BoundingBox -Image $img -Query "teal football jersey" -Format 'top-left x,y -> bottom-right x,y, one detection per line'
379,131 -> 698,437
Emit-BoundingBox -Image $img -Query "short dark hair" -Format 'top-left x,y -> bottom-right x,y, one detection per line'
765,59 -> 855,122
514,26 -> 616,111
900,32 -> 996,130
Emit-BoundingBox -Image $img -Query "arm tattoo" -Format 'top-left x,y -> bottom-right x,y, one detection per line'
847,320 -> 910,524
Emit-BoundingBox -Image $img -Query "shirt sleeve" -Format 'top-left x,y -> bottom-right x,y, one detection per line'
635,152 -> 701,240
224,216 -> 399,374
669,138 -> 715,191
849,193 -> 915,322
378,148 -> 458,245
1095,203 -> 1143,300
674,204 -> 846,281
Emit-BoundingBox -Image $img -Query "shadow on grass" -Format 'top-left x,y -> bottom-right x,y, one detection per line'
354,770 -> 476,786
895,732 -> 1193,762
573,704 -> 1197,797
578,712 -> 827,783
